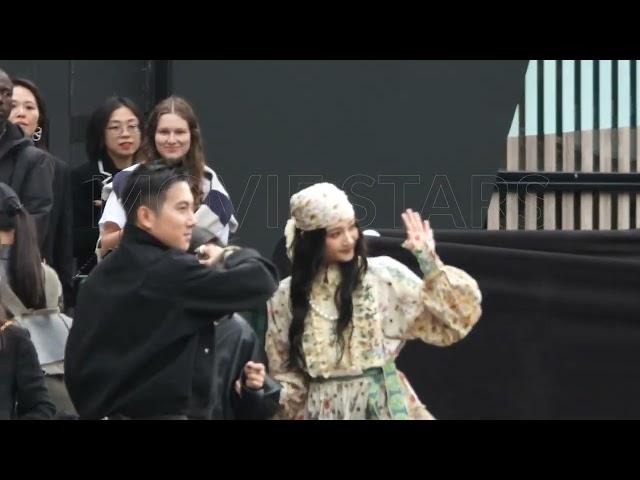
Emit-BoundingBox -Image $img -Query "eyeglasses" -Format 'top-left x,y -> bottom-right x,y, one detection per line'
106,124 -> 140,135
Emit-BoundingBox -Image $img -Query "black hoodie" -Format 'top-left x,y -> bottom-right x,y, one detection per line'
0,122 -> 53,247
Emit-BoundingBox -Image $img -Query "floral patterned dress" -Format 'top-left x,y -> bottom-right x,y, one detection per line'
266,251 -> 482,420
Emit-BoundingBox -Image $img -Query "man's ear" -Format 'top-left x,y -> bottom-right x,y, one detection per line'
136,205 -> 156,231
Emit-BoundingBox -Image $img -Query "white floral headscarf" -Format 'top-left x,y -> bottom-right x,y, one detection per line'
285,182 -> 355,258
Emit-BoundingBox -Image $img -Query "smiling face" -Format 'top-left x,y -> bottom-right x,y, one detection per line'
155,112 -> 191,164
104,106 -> 141,162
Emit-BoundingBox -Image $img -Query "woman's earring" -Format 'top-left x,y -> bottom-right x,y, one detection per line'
32,127 -> 42,142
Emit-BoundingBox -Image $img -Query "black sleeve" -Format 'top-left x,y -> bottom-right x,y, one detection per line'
71,164 -> 100,263
271,236 -> 291,279
234,377 -> 282,420
179,248 -> 279,318
13,330 -> 56,420
22,150 -> 54,248
54,162 -> 75,307
231,326 -> 282,420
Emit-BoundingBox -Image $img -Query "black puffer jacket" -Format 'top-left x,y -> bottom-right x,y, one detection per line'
0,122 -> 53,247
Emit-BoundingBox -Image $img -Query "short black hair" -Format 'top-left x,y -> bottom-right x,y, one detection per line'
121,161 -> 191,226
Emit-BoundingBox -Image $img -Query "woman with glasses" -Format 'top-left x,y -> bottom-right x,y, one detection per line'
71,96 -> 143,276
98,95 -> 237,255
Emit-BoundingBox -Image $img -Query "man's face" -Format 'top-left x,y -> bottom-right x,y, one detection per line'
140,180 -> 196,251
0,74 -> 14,129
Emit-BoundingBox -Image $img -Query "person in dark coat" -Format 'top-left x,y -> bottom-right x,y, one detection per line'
0,304 -> 56,420
64,163 -> 279,419
9,77 -> 73,308
71,96 -> 143,276
0,68 -> 53,248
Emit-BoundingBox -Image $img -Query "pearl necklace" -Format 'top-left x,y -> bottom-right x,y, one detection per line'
309,300 -> 338,321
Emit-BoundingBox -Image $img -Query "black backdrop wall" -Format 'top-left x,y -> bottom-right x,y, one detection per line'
373,229 -> 640,419
0,60 -> 526,255
171,60 -> 526,254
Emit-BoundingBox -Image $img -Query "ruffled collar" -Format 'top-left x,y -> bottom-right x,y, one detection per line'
303,258 -> 386,377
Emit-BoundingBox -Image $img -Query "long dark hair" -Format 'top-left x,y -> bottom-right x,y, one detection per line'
11,77 -> 50,151
0,209 -> 46,310
138,96 -> 206,207
288,226 -> 367,369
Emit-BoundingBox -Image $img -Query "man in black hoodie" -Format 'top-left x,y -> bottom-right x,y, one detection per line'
65,163 -> 280,419
0,68 -> 53,247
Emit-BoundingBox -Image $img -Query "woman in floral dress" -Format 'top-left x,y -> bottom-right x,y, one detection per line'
266,182 -> 482,420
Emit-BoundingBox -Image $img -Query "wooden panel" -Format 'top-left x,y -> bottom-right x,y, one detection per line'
580,131 -> 594,230
524,61 -> 539,230
543,60 -> 557,230
506,135 -> 520,230
561,61 -> 576,230
598,60 -> 613,230
562,132 -> 575,229
580,61 -> 594,230
617,61 -> 631,229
